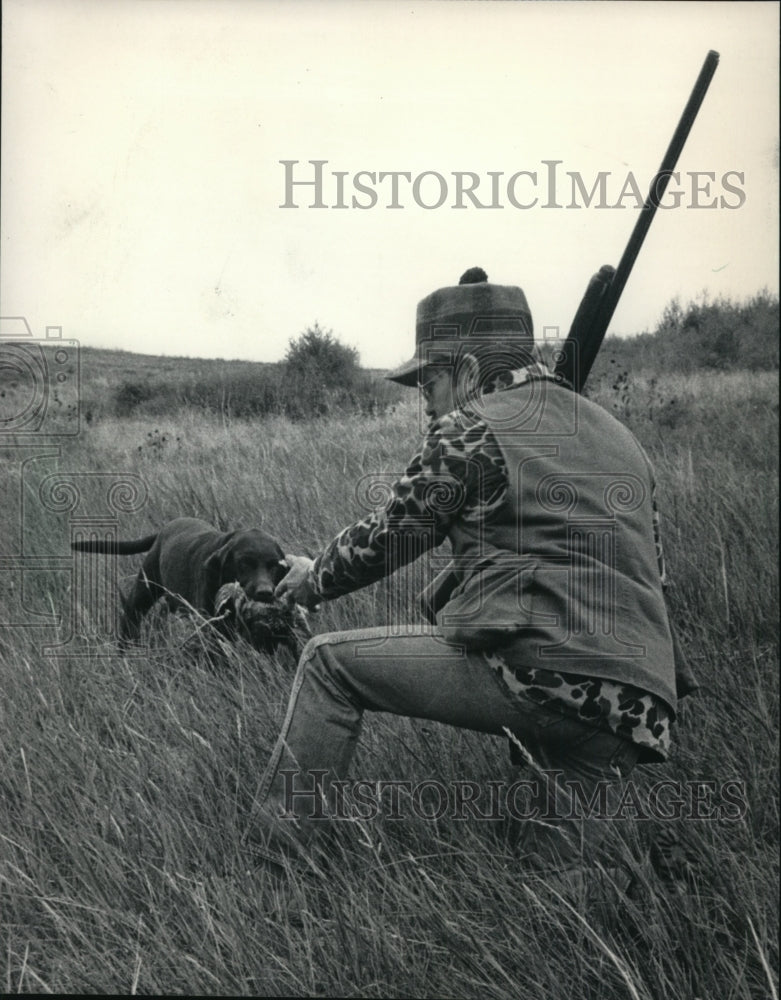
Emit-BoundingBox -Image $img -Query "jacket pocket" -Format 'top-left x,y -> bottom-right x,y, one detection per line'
436,561 -> 537,649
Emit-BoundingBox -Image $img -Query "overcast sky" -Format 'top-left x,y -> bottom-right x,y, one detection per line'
1,0 -> 778,369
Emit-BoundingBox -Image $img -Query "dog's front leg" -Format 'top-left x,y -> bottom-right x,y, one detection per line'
118,570 -> 159,645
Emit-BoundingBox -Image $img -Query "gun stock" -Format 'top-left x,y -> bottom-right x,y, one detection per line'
556,50 -> 720,392
555,264 -> 615,390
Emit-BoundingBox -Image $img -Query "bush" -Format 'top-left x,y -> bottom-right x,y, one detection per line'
283,323 -> 372,419
284,322 -> 359,381
588,290 -> 779,384
115,379 -> 154,416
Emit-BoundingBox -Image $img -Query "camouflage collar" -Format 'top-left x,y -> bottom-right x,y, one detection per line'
485,361 -> 566,394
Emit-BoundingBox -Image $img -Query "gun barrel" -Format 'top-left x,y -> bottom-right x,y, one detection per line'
557,50 -> 720,392
598,50 -> 721,338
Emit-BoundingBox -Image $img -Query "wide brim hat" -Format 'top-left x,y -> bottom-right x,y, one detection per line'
385,267 -> 534,386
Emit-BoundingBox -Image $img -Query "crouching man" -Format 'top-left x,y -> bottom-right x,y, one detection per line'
258,267 -> 691,877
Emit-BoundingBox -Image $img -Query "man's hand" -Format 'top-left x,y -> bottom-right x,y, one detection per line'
275,554 -> 319,610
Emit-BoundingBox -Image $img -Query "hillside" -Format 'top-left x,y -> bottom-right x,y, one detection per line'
70,289 -> 778,423
3,291 -> 775,430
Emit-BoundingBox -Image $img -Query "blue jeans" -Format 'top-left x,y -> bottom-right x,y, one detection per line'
254,626 -> 640,870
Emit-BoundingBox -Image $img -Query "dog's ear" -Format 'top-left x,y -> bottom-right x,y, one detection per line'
205,532 -> 239,584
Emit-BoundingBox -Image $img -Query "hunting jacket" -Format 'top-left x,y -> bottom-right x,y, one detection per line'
436,380 -> 677,708
309,364 -> 678,760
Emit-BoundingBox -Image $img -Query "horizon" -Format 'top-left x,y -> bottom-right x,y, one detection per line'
47,283 -> 778,369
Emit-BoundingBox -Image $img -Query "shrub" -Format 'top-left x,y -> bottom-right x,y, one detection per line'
284,322 -> 359,380
115,379 -> 154,416
588,290 -> 779,383
283,323 -> 371,419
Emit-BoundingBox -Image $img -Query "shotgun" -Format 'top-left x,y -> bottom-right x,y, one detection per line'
554,49 -> 720,392
548,54 -> 718,702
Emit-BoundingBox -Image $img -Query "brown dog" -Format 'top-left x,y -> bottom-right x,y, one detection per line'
71,516 -> 290,644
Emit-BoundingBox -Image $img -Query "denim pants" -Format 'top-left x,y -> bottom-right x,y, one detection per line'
254,626 -> 640,870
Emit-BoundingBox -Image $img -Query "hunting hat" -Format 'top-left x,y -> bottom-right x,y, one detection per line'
385,267 -> 534,386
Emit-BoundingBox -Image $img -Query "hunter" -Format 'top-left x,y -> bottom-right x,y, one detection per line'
262,266 -> 687,877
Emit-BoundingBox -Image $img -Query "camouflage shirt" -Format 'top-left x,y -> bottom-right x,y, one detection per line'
311,363 -> 672,761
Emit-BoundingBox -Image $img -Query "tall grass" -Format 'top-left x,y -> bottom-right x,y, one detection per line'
1,371 -> 778,997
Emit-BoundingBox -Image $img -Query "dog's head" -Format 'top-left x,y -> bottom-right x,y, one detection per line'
205,529 -> 288,605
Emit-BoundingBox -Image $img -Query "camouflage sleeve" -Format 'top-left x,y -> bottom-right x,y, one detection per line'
310,410 -> 507,600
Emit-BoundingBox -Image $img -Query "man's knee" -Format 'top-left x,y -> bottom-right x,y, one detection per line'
299,631 -> 344,666
297,632 -> 355,691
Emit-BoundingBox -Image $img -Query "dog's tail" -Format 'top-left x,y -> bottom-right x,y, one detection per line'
71,534 -> 158,555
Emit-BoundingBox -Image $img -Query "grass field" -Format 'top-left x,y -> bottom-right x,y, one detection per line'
1,359 -> 778,997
